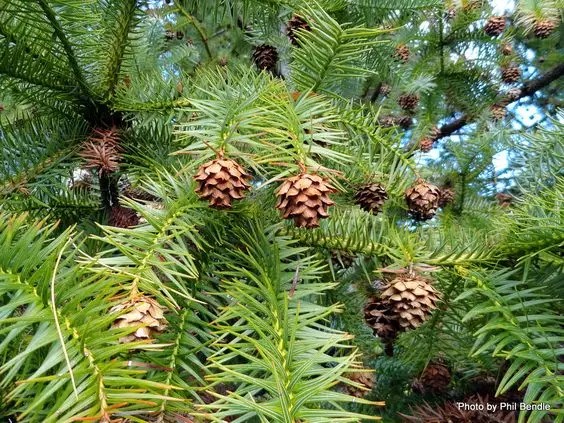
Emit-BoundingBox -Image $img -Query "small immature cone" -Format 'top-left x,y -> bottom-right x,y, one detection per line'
419,137 -> 434,152
354,183 -> 388,214
380,274 -> 441,330
364,298 -> 399,340
398,93 -> 420,112
111,296 -> 167,343
438,186 -> 455,207
533,20 -> 557,38
393,44 -> 410,63
287,15 -> 310,45
490,103 -> 507,121
501,64 -> 521,84
484,16 -> 506,36
275,173 -> 336,228
194,158 -> 251,208
405,178 -> 441,221
252,44 -> 278,72
417,362 -> 451,393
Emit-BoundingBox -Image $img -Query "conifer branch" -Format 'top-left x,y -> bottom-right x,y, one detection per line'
433,63 -> 564,141
174,1 -> 212,59
37,0 -> 91,96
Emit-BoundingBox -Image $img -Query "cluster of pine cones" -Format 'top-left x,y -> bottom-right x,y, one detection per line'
193,155 -> 457,228
364,272 -> 441,346
484,14 -> 558,39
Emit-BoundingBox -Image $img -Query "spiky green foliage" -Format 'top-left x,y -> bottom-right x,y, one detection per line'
202,221 -> 383,422
0,213 -> 179,422
457,267 -> 564,423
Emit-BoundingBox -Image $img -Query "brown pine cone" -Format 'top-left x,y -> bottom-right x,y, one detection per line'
287,15 -> 310,45
275,172 -> 336,228
484,16 -> 506,36
252,44 -> 278,72
501,64 -> 521,84
393,44 -> 410,63
380,273 -> 441,330
109,206 -> 140,228
405,178 -> 441,221
398,93 -> 420,112
490,104 -> 507,121
419,138 -> 434,153
533,19 -> 557,38
438,186 -> 455,207
194,157 -> 251,208
500,42 -> 513,56
398,115 -> 414,129
354,183 -> 388,214
364,298 -> 399,340
379,83 -> 392,97
111,296 -> 167,343
418,362 -> 451,393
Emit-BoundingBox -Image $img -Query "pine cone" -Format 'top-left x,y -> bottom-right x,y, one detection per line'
275,173 -> 336,228
405,178 -> 441,221
490,104 -> 507,121
419,138 -> 434,153
354,183 -> 388,214
393,44 -> 410,63
345,372 -> 375,398
364,298 -> 399,340
194,157 -> 251,209
111,296 -> 167,343
287,15 -> 310,45
506,87 -> 521,101
398,115 -> 414,129
533,19 -> 557,38
380,274 -> 441,329
500,42 -> 513,55
484,16 -> 506,36
417,362 -> 451,393
501,64 -> 521,84
398,93 -> 420,112
438,186 -> 455,207
109,205 -> 140,228
379,83 -> 391,97
252,44 -> 278,72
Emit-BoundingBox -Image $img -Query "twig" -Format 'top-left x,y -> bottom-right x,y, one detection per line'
433,63 -> 564,141
174,1 -> 212,59
37,0 -> 91,96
